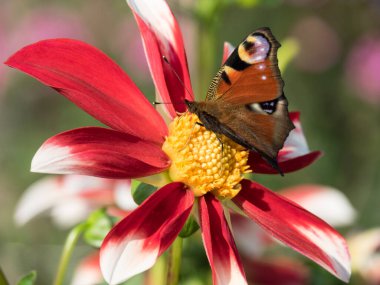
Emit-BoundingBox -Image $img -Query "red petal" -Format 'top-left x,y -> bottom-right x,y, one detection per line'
249,151 -> 322,174
128,0 -> 193,118
5,39 -> 167,144
233,180 -> 351,282
31,127 -> 170,179
100,182 -> 193,284
243,257 -> 310,285
199,194 -> 247,285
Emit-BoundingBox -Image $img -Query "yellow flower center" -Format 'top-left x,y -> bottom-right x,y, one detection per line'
162,113 -> 251,199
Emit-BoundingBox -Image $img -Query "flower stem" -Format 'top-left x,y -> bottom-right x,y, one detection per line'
166,237 -> 183,285
195,0 -> 227,99
53,223 -> 88,285
0,268 -> 9,285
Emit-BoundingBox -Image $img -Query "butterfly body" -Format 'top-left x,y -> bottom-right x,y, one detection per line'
186,28 -> 295,174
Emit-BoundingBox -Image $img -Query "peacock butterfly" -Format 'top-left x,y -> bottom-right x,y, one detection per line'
185,27 -> 295,175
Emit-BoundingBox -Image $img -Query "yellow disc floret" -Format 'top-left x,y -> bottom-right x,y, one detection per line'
162,113 -> 251,199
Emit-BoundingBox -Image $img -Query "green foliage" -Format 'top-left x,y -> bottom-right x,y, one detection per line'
132,181 -> 158,205
179,216 -> 200,238
17,271 -> 37,285
278,38 -> 300,73
83,209 -> 115,248
235,0 -> 281,7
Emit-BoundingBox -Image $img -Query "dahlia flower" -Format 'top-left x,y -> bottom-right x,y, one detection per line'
5,0 -> 350,284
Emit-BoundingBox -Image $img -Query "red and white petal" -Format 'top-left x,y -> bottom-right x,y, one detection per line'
233,180 -> 351,282
31,127 -> 170,179
222,42 -> 235,64
71,252 -> 103,285
128,0 -> 194,118
280,112 -> 312,160
281,184 -> 356,227
100,182 -> 193,285
5,39 -> 167,144
199,194 -> 247,285
249,112 -> 322,174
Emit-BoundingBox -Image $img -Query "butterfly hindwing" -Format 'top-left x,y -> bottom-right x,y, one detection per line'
186,27 -> 294,174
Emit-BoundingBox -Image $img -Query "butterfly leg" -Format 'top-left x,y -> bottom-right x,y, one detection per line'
179,122 -> 202,151
215,134 -> 224,154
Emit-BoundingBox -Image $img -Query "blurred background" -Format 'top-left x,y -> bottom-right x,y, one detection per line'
0,0 -> 379,284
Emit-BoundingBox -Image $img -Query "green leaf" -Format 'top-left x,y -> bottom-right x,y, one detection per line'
278,38 -> 300,73
179,216 -> 200,238
17,271 -> 37,285
83,208 -> 114,248
132,182 -> 157,205
235,0 -> 281,7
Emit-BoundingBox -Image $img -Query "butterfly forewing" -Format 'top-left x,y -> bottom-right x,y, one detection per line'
187,27 -> 295,174
207,27 -> 283,104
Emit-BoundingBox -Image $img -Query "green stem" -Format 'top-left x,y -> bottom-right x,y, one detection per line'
166,237 -> 183,285
197,21 -> 217,99
0,268 -> 9,285
195,0 -> 228,99
53,223 -> 88,285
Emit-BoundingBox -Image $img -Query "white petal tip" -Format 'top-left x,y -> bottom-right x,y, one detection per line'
100,240 -> 159,285
335,264 -> 351,283
31,145 -> 75,174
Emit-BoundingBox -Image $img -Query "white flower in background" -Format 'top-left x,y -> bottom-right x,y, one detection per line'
14,175 -> 135,228
349,228 -> 380,285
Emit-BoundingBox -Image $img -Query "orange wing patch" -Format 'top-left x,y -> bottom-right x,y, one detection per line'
206,28 -> 283,104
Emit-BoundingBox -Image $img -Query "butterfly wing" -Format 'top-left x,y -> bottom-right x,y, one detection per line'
207,27 -> 282,103
204,28 -> 294,173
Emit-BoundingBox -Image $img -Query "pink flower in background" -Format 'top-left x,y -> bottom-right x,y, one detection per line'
8,7 -> 89,49
71,252 -> 103,285
346,36 -> 380,105
14,175 -> 136,228
291,16 -> 341,72
5,0 -> 350,284
0,17 -> 7,93
0,5 -> 90,96
113,18 -> 151,81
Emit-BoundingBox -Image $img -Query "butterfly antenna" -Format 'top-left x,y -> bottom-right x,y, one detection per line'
162,56 -> 193,99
